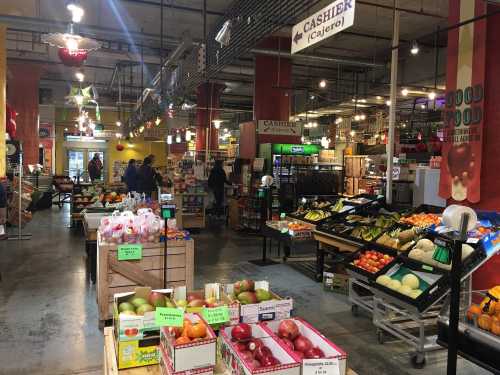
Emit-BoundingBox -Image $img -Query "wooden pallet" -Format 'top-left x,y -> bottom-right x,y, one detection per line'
97,236 -> 194,322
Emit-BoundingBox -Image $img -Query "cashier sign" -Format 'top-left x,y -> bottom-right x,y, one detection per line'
292,0 -> 355,54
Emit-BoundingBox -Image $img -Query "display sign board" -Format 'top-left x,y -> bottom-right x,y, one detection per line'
202,306 -> 230,325
291,0 -> 356,54
303,358 -> 340,375
272,143 -> 321,156
161,204 -> 176,219
118,244 -> 143,261
155,307 -> 184,327
439,0 -> 486,203
257,120 -> 301,136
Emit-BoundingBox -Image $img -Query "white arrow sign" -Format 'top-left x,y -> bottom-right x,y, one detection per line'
291,0 -> 356,54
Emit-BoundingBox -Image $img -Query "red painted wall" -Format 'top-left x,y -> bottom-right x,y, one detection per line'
238,122 -> 256,159
8,63 -> 42,166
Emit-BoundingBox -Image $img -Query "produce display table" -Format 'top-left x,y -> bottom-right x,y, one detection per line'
313,230 -> 361,281
260,224 -> 315,262
97,237 -> 194,323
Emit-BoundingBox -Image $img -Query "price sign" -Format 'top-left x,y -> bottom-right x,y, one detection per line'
162,204 -> 176,219
155,307 -> 184,327
303,358 -> 340,375
117,244 -> 143,261
202,306 -> 230,325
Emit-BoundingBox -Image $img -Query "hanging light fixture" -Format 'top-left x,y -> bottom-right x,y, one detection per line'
155,117 -> 161,126
428,91 -> 437,100
116,121 -> 121,127
410,40 -> 420,55
360,114 -> 366,121
176,133 -> 181,143
401,88 -> 409,96
212,119 -> 223,129
385,100 -> 391,106
319,79 -> 327,88
166,135 -> 173,144
75,70 -> 85,82
354,114 -> 361,122
350,130 -> 356,137
66,1 -> 85,23
185,130 -> 192,141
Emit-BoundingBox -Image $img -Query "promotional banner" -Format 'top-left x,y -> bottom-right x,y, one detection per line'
439,0 -> 487,203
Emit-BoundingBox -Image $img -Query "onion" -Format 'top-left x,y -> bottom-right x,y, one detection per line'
254,346 -> 272,362
231,323 -> 252,341
281,338 -> 294,351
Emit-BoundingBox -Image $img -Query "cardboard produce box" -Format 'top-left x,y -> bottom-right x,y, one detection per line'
226,281 -> 293,324
219,324 -> 301,375
113,287 -> 174,342
262,318 -> 348,375
115,333 -> 160,369
172,284 -> 240,326
159,345 -> 214,375
159,313 -> 217,372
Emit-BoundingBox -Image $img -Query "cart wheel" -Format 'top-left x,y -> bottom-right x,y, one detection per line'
411,353 -> 426,369
377,329 -> 384,344
351,305 -> 359,317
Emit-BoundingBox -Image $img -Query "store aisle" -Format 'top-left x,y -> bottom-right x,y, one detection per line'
0,207 -> 103,375
0,209 -> 490,375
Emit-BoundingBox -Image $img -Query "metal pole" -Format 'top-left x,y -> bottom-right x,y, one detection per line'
386,3 -> 399,205
203,0 -> 209,166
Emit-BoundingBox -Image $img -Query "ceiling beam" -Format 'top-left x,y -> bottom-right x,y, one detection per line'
357,1 -> 446,19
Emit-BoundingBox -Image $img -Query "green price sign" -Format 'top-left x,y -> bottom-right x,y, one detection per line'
202,306 -> 230,325
117,244 -> 143,261
155,307 -> 184,327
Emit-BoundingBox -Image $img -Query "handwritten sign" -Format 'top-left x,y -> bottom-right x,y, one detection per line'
303,358 -> 340,375
117,244 -> 143,261
202,306 -> 230,325
155,307 -> 184,327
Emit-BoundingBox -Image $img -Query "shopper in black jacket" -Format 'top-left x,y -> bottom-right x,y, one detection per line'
137,157 -> 156,197
208,160 -> 230,216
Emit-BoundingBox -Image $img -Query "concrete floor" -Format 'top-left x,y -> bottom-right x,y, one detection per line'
0,207 -> 491,375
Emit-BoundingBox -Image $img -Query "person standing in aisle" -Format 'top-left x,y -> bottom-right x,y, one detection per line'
88,153 -> 103,183
137,157 -> 156,198
208,159 -> 230,216
123,159 -> 138,193
0,181 -> 7,240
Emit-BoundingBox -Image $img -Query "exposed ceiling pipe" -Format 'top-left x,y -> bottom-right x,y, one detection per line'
357,0 -> 446,19
250,49 -> 385,69
120,0 -> 225,17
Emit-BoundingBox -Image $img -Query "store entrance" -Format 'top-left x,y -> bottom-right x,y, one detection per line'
66,148 -> 106,182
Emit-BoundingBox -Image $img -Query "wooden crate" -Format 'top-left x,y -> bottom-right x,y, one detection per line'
97,236 -> 194,322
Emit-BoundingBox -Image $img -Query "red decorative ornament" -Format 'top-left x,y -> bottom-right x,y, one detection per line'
116,143 -> 125,151
58,48 -> 88,67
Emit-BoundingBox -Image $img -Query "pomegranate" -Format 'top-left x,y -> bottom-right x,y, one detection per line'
240,351 -> 254,362
254,346 -> 272,362
278,319 -> 300,340
247,338 -> 263,352
231,323 -> 252,341
304,347 -> 325,359
281,338 -> 294,351
260,355 -> 280,367
294,350 -> 305,360
249,359 -> 261,369
293,335 -> 312,353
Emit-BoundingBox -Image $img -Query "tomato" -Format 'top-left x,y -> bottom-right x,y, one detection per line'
188,323 -> 208,339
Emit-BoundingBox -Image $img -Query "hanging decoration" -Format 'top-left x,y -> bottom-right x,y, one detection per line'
116,143 -> 125,151
57,47 -> 88,67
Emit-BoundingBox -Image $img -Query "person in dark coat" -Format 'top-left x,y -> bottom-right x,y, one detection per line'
123,159 -> 138,193
137,157 -> 156,197
208,160 -> 230,215
88,153 -> 103,182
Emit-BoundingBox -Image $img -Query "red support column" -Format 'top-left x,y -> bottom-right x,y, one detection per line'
195,82 -> 225,155
8,63 -> 42,166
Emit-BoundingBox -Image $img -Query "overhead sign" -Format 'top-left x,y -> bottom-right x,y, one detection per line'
257,120 -> 301,136
271,144 -> 321,156
291,0 -> 356,54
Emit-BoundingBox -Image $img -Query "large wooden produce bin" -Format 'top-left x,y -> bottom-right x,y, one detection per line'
97,236 -> 194,322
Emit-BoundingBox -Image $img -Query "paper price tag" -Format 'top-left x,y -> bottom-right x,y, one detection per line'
155,307 -> 184,327
202,306 -> 230,325
303,358 -> 340,375
117,244 -> 143,261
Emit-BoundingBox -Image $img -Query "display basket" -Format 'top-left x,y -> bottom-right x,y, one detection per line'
344,243 -> 398,283
371,256 -> 450,313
